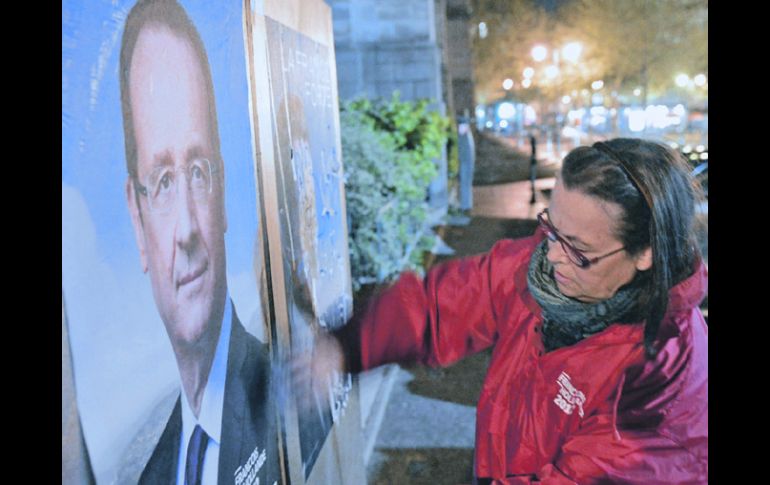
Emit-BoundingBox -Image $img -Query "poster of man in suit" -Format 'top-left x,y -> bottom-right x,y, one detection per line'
62,1 -> 283,483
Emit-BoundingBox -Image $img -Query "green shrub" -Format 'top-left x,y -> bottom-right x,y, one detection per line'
341,94 -> 450,290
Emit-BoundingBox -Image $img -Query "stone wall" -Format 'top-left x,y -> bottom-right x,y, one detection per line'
329,0 -> 443,104
446,0 -> 475,117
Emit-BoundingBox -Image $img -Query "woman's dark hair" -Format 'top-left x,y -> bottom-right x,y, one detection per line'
561,138 -> 702,358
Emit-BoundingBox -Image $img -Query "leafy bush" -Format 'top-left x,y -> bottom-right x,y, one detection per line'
341,94 -> 450,290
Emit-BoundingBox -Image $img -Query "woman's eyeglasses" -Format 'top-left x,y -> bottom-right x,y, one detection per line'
537,209 -> 626,269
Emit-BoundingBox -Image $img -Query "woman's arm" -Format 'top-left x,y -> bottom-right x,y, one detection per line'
337,239 -> 529,372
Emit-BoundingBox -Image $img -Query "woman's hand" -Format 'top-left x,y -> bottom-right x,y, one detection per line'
290,332 -> 346,416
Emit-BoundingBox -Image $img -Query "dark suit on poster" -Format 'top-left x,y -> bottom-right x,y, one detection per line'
139,303 -> 281,485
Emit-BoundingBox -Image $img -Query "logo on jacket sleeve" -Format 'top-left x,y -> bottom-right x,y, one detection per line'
554,371 -> 586,418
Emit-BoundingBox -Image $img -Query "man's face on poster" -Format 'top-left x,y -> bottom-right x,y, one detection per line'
127,26 -> 228,351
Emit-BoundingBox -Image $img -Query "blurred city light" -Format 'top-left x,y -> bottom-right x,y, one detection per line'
675,74 -> 690,87
524,105 -> 537,124
479,22 -> 488,39
531,45 -> 548,62
644,105 -> 682,129
673,104 -> 686,116
567,108 -> 586,124
499,120 -> 509,129
497,102 -> 516,119
545,65 -> 559,79
633,87 -> 642,96
485,121 -> 494,128
590,106 -> 607,116
590,106 -> 607,127
562,42 -> 583,63
522,78 -> 532,88
591,80 -> 604,90
628,108 -> 646,132
476,106 -> 486,119
502,78 -> 514,90
523,67 -> 534,79
694,74 -> 707,87
561,95 -> 571,104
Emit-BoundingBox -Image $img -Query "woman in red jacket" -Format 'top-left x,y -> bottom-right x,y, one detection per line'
307,138 -> 708,484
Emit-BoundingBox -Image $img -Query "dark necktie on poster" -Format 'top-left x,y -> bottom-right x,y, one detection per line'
185,424 -> 209,485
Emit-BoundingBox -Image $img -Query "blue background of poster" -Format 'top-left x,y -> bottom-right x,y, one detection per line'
62,1 -> 264,482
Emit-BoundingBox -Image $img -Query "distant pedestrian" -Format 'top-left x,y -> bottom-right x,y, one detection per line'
529,129 -> 538,204
302,138 -> 708,484
458,117 -> 475,212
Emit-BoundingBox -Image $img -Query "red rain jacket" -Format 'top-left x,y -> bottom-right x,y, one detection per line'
353,233 -> 708,484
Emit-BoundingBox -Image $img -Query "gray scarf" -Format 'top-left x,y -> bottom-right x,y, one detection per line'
527,240 -> 643,352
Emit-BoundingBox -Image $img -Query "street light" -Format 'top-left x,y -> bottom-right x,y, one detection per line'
528,41 -> 584,158
498,102 -> 516,119
532,45 -> 548,62
561,42 -> 583,64
675,74 -> 690,88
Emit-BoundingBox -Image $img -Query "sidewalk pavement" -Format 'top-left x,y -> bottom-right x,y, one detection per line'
366,134 -> 555,484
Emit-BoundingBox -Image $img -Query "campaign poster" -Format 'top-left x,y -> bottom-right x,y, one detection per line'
262,11 -> 355,481
62,1 -> 283,483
